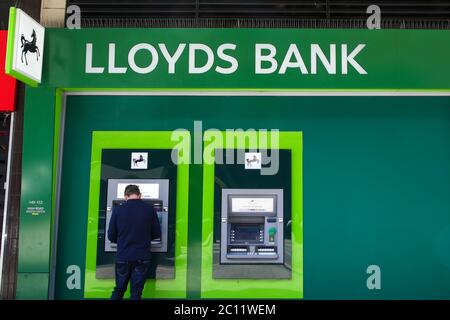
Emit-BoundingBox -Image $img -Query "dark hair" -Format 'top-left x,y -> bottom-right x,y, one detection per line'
124,184 -> 141,197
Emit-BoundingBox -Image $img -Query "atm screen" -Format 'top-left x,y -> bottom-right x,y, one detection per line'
230,197 -> 275,213
230,224 -> 264,243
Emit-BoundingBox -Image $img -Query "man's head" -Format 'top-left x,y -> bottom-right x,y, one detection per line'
124,184 -> 141,200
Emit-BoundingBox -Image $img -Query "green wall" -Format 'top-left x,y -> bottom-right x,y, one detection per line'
50,95 -> 450,299
16,87 -> 56,299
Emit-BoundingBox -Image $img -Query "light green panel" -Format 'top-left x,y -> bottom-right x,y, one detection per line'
84,131 -> 190,299
50,89 -> 64,249
201,131 -> 303,298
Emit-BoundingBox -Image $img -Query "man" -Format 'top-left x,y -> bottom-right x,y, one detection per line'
108,184 -> 161,300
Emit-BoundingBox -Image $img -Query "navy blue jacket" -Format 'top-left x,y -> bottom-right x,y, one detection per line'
108,199 -> 161,261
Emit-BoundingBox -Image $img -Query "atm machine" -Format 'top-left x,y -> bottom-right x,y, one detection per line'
220,189 -> 284,264
97,178 -> 174,279
104,179 -> 170,253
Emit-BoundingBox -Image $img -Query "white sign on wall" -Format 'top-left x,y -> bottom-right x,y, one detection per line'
6,8 -> 45,86
245,152 -> 262,169
130,152 -> 148,169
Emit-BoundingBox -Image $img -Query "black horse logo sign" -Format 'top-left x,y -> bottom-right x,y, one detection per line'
20,29 -> 40,66
132,154 -> 146,167
246,155 -> 260,166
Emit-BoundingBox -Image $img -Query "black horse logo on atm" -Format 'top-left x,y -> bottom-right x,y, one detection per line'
246,155 -> 260,166
20,29 -> 40,66
132,154 -> 146,167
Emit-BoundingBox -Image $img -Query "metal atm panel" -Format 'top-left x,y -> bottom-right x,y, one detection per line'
104,179 -> 169,253
220,189 -> 284,264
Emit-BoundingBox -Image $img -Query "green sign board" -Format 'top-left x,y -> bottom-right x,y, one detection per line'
43,28 -> 450,90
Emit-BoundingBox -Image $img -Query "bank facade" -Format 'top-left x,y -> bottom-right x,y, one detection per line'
5,22 -> 450,299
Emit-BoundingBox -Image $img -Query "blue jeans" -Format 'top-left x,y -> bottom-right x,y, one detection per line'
111,260 -> 150,300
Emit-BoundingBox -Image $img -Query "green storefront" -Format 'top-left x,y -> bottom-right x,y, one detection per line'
14,27 -> 450,299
